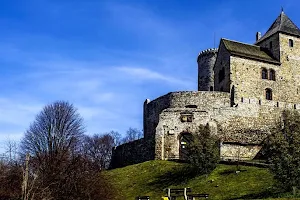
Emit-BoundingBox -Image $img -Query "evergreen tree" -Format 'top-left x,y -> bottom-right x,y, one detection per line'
187,124 -> 220,175
264,110 -> 300,191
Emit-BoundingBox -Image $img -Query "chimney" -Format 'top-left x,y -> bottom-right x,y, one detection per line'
256,32 -> 261,41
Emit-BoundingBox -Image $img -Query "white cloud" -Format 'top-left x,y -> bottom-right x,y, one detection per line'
0,98 -> 41,126
116,66 -> 193,87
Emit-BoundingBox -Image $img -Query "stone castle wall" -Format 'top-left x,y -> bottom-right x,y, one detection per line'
277,33 -> 300,103
233,33 -> 300,104
111,21 -> 300,167
230,55 -> 280,103
110,138 -> 154,168
143,91 -> 231,139
143,91 -> 230,160
220,143 -> 262,160
153,90 -> 300,161
256,32 -> 280,60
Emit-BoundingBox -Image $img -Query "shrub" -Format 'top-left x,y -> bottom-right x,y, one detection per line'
264,110 -> 300,191
187,124 -> 220,175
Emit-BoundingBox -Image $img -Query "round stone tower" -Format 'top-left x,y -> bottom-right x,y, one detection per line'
197,48 -> 218,91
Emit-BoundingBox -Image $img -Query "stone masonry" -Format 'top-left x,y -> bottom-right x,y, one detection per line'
111,11 -> 300,167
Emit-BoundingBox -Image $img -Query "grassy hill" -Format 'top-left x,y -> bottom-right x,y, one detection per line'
103,160 -> 295,200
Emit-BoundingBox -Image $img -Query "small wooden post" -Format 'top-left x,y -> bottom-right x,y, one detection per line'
184,188 -> 188,200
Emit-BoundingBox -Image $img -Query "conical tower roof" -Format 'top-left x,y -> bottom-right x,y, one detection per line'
256,11 -> 300,44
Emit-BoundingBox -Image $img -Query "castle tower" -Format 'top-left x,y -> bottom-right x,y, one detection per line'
255,11 -> 300,62
197,48 -> 218,91
255,11 -> 300,103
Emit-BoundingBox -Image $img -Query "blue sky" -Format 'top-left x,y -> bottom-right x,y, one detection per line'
0,0 -> 298,153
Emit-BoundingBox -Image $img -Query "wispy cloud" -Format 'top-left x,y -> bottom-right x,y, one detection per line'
1,0 -> 295,154
0,98 -> 42,126
117,66 -> 193,87
0,1 -> 202,153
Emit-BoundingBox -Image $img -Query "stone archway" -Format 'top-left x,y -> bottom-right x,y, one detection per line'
179,132 -> 193,160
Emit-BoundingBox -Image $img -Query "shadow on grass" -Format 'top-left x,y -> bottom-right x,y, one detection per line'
147,164 -> 202,189
229,188 -> 284,200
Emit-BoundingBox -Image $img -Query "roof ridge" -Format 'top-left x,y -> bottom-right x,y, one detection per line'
221,38 -> 280,65
222,38 -> 260,48
278,11 -> 283,31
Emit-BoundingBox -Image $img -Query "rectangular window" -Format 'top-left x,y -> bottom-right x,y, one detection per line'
289,39 -> 294,47
180,114 -> 193,122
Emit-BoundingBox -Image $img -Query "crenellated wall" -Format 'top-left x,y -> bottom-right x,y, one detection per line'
111,13 -> 300,168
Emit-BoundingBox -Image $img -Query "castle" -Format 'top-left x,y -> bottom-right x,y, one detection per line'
111,11 -> 300,167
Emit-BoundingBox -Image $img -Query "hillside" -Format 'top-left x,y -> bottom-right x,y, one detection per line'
103,160 -> 290,200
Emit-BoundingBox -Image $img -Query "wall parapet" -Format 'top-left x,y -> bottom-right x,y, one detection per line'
146,91 -> 231,110
239,96 -> 300,110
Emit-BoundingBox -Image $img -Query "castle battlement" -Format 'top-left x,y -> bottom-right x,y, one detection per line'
197,48 -> 218,60
111,11 -> 300,168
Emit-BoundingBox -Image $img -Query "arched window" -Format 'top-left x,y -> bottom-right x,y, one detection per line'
269,69 -> 276,81
262,68 -> 268,79
210,86 -> 213,91
266,88 -> 272,100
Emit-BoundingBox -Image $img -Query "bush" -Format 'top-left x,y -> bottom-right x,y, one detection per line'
0,161 -> 22,200
187,124 -> 220,175
264,110 -> 300,191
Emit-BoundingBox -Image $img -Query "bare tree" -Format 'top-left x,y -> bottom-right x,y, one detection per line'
20,101 -> 85,170
19,101 -> 116,199
83,133 -> 115,170
20,101 -> 87,199
5,139 -> 18,162
122,127 -> 143,143
109,130 -> 122,146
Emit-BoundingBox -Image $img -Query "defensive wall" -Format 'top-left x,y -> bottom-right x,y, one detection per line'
112,91 -> 300,167
143,91 -> 231,139
110,138 -> 154,168
112,90 -> 300,168
111,12 -> 300,168
152,92 -> 300,161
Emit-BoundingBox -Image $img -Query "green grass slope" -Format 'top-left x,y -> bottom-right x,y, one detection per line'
103,160 -> 282,200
